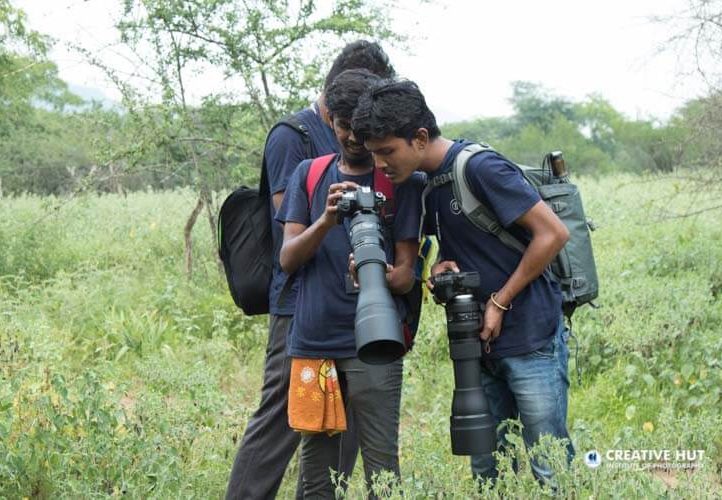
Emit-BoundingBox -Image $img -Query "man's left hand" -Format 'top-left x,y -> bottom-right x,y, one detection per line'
348,253 -> 392,288
480,298 -> 505,344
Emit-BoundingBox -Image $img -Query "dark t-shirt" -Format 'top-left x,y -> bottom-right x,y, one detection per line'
265,106 -> 338,315
276,157 -> 424,358
425,140 -> 562,359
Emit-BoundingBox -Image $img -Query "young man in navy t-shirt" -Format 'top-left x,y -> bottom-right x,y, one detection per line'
352,79 -> 575,485
277,69 -> 423,498
226,41 -> 396,500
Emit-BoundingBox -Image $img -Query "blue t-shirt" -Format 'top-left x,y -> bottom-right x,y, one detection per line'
276,157 -> 424,359
265,106 -> 339,315
425,140 -> 562,359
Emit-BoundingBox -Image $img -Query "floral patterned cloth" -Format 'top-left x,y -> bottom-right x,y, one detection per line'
288,358 -> 346,435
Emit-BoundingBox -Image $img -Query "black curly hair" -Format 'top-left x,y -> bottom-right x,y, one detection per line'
351,79 -> 441,143
325,69 -> 381,120
323,40 -> 395,91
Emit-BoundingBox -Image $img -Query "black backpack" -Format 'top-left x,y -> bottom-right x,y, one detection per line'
218,116 -> 311,315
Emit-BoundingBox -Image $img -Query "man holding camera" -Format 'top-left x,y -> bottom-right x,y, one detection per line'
351,79 -> 575,485
276,69 -> 424,498
225,41 -> 396,500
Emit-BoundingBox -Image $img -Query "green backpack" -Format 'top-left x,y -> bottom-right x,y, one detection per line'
425,143 -> 599,318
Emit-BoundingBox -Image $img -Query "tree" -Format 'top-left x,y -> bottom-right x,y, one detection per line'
653,0 -> 722,215
118,0 -> 397,128
442,116 -> 517,145
84,0 -> 401,277
0,0 -> 84,196
509,81 -> 576,134
656,0 -> 722,89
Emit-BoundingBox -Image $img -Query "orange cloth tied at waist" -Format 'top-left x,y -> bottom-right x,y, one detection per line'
288,358 -> 347,435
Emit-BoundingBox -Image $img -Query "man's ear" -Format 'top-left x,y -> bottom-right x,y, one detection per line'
413,128 -> 429,150
318,92 -> 332,126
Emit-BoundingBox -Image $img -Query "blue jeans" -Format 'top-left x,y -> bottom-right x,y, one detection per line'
471,318 -> 574,484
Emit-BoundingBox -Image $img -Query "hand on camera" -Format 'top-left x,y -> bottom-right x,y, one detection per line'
322,181 -> 359,227
426,260 -> 460,291
348,252 -> 393,288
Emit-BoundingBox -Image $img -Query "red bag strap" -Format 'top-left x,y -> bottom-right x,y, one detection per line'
306,154 -> 337,207
373,167 -> 395,218
373,168 -> 393,203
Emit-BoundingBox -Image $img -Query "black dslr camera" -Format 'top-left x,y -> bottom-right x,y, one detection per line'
337,186 -> 384,218
337,187 -> 405,365
430,271 -> 481,304
430,271 -> 496,456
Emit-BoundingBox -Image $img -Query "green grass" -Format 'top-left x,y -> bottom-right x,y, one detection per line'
1,176 -> 721,498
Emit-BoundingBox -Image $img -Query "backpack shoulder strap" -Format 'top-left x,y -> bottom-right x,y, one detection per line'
306,154 -> 337,208
418,143 -> 488,240
260,112 -> 312,196
452,143 -> 527,253
279,113 -> 312,158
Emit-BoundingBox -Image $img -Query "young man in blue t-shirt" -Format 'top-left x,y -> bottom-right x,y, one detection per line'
352,79 -> 575,485
276,69 -> 423,498
226,42 -> 396,500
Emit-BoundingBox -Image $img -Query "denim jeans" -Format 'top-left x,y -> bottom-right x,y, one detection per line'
471,317 -> 575,484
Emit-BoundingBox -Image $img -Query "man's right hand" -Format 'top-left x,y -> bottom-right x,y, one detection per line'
320,181 -> 359,227
426,260 -> 460,291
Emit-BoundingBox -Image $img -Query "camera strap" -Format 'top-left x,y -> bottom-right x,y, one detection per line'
276,154 -> 337,306
305,154 -> 338,207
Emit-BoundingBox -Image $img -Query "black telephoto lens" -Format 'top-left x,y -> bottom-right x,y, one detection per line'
431,272 -> 497,456
445,294 -> 496,455
341,189 -> 405,365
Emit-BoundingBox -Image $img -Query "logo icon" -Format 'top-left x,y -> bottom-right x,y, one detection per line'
450,199 -> 462,215
584,450 -> 602,468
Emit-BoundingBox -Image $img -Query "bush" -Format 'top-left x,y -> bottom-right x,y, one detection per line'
1,180 -> 720,497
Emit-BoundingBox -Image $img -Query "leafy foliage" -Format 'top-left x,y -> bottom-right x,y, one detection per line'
0,0 -> 85,195
1,174 -> 721,497
443,81 -> 692,176
70,0 -> 403,276
1,2 -> 721,496
95,0 -> 400,188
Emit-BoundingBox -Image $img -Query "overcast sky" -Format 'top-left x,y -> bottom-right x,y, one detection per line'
17,0 -> 702,124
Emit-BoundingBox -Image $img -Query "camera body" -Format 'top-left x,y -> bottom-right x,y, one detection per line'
337,186 -> 385,220
430,271 -> 481,304
429,271 -> 496,456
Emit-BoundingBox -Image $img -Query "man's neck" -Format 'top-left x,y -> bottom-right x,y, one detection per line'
316,94 -> 332,127
338,155 -> 374,176
419,137 -> 455,174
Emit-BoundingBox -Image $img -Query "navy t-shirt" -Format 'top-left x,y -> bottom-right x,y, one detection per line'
265,106 -> 339,315
276,157 -> 424,359
425,140 -> 562,359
